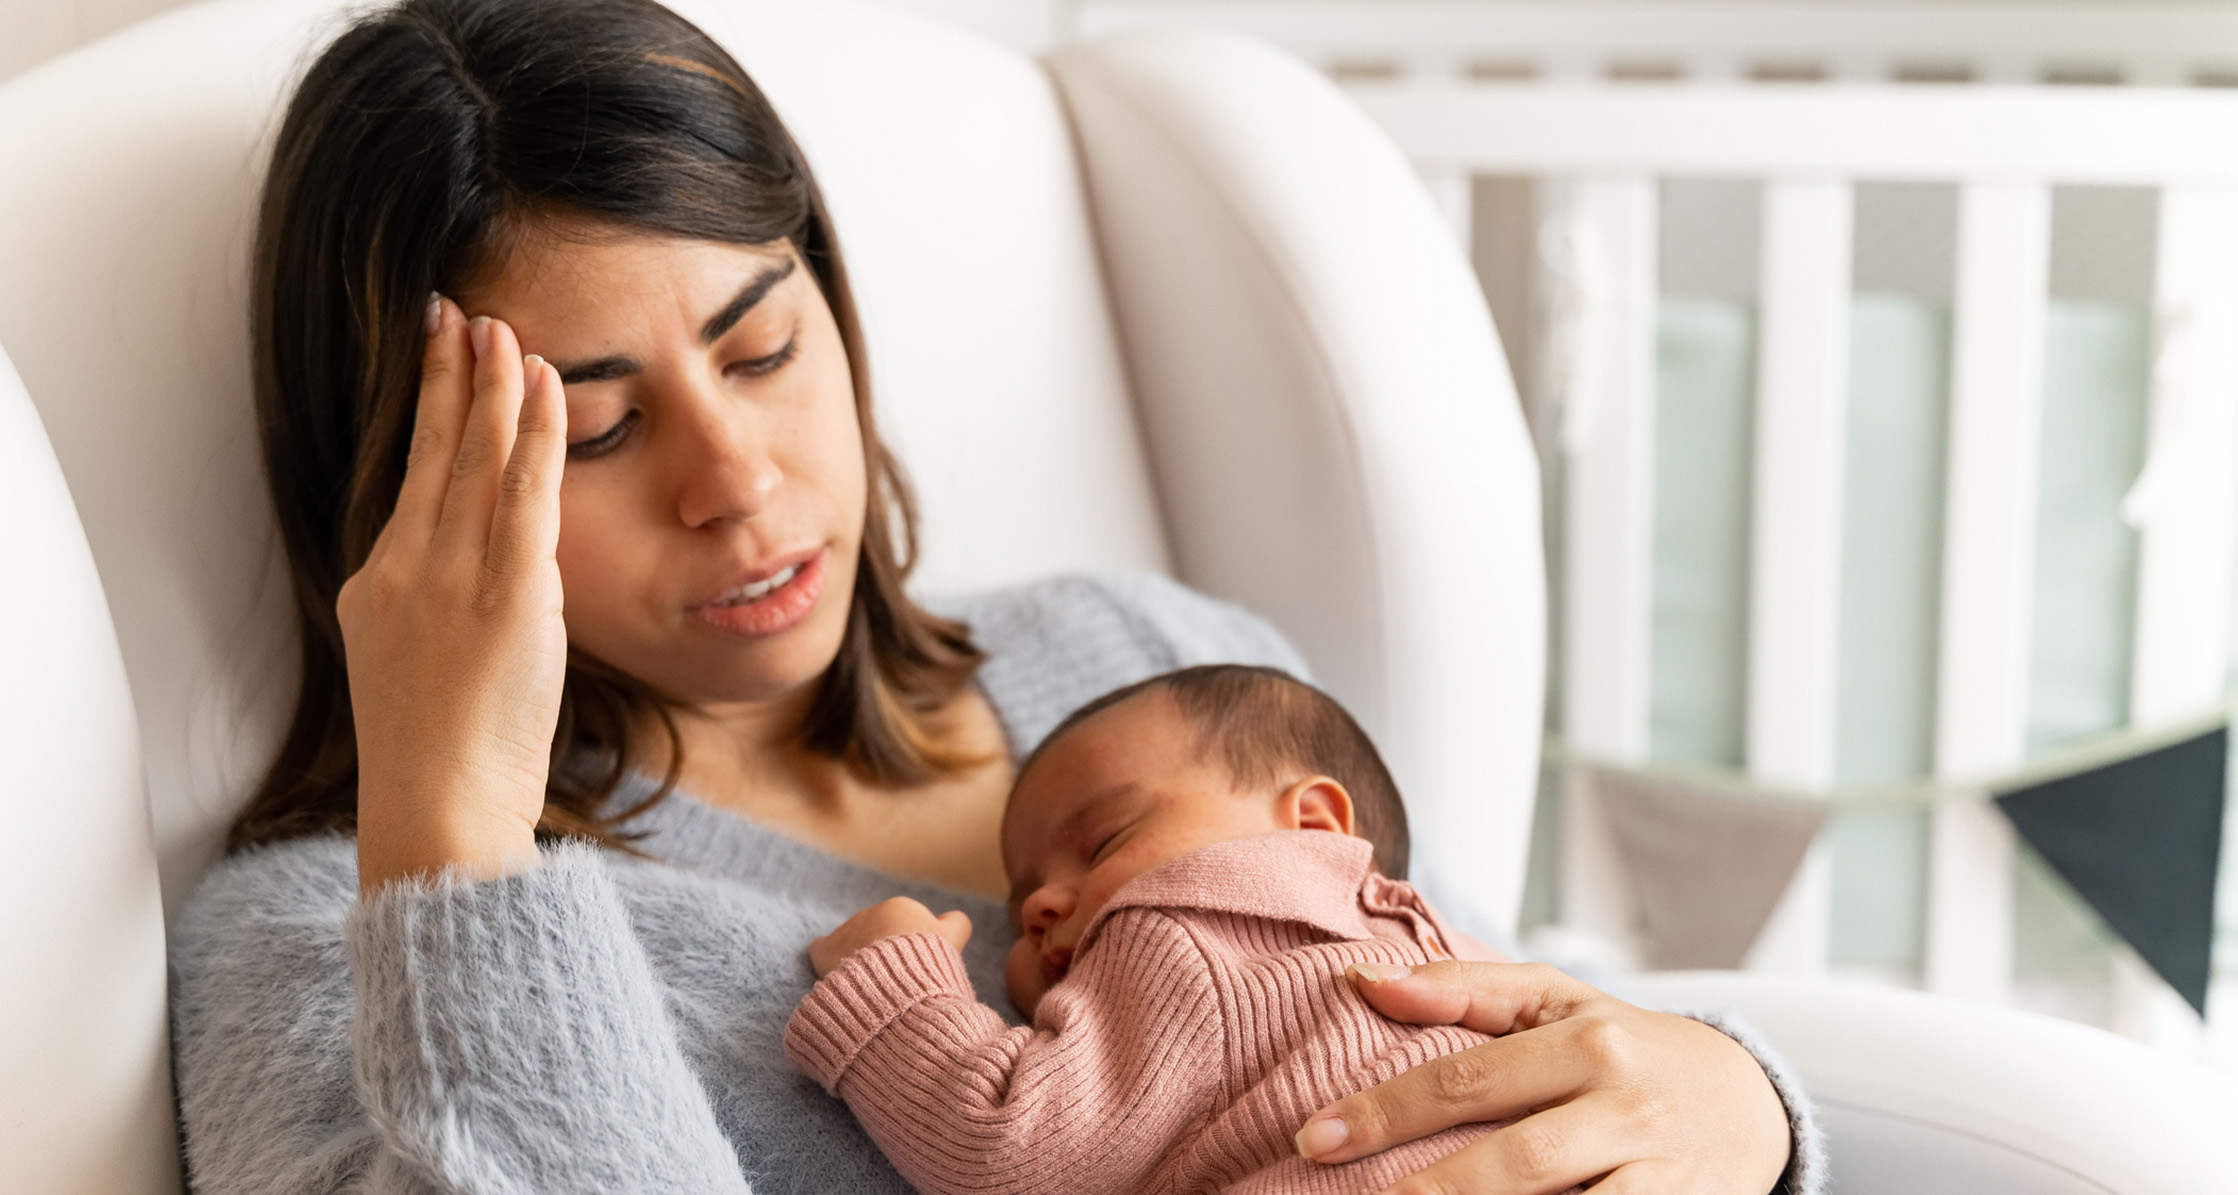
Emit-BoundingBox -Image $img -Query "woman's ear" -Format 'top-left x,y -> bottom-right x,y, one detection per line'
1279,776 -> 1355,837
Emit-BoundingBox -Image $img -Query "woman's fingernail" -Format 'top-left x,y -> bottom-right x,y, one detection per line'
1295,1117 -> 1349,1160
424,293 -> 444,336
1349,962 -> 1413,983
522,355 -> 545,398
469,315 -> 492,358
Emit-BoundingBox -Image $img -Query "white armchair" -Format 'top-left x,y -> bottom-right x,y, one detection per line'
0,1 -> 2229,1192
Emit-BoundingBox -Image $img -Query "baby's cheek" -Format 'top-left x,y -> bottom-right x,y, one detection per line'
1005,938 -> 1047,1020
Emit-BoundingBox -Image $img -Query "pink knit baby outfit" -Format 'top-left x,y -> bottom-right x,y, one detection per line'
785,831 -> 1516,1194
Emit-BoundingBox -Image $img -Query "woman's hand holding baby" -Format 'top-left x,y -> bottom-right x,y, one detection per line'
1299,961 -> 1790,1194
811,897 -> 974,977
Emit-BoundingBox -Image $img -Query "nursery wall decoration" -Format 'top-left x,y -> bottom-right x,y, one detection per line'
1994,726 -> 2227,1014
1565,710 -> 2230,1004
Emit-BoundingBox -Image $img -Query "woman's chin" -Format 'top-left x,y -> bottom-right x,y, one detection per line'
662,618 -> 851,711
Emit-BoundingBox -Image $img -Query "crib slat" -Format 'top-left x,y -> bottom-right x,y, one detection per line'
2109,184 -> 2238,1046
1416,165 -> 1475,254
1749,179 -> 1854,790
1742,179 -> 1854,974
1554,176 -> 1659,952
2131,185 -> 2238,726
1925,181 -> 2050,1003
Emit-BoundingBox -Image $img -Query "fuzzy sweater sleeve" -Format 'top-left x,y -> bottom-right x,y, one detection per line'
170,838 -> 751,1195
783,914 -> 1224,1195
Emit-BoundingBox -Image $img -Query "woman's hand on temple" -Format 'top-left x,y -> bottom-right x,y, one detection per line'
809,897 -> 974,977
340,298 -> 570,896
1296,961 -> 1790,1195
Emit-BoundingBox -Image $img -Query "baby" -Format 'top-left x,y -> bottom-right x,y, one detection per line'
785,664 -> 1521,1195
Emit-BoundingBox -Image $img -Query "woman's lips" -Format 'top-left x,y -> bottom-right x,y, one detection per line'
691,549 -> 826,638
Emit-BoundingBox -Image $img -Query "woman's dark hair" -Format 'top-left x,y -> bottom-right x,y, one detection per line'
1025,665 -> 1411,878
231,0 -> 985,851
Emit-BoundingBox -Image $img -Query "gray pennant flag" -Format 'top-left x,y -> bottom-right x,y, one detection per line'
1589,767 -> 1830,969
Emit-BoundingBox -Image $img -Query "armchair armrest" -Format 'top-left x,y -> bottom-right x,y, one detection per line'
1632,971 -> 2238,1194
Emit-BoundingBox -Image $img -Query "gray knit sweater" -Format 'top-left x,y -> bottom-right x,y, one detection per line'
169,571 -> 1823,1195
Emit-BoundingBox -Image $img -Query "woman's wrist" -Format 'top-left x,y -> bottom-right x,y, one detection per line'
1678,1007 -> 1823,1195
357,797 -> 541,897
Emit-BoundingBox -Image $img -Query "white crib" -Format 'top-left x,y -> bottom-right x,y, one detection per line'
1089,0 -> 2238,1067
1404,80 -> 2238,1039
1427,88 -> 2238,1060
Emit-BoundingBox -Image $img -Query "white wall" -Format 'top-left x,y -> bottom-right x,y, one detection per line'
872,0 -> 1069,52
0,0 -> 196,83
0,0 -> 1073,85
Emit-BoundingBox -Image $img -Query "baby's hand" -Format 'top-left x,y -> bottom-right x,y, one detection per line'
810,897 -> 973,977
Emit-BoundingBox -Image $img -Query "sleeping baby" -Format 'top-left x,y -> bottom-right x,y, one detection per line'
785,663 -> 1555,1194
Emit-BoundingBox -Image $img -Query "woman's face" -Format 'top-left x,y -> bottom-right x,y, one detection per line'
457,220 -> 866,708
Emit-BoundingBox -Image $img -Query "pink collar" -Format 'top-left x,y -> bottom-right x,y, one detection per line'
1077,831 -> 1430,955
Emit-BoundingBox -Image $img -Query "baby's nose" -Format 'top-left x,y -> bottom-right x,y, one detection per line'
1020,885 -> 1074,929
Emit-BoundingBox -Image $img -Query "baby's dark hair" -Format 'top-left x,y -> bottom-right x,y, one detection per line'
1029,664 -> 1411,877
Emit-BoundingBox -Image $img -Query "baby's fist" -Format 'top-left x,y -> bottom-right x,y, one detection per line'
810,896 -> 973,977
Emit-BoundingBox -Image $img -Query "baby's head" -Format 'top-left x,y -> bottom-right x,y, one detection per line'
1001,664 -> 1408,1014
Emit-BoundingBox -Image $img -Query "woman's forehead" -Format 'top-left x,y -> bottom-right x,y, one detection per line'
461,218 -> 795,309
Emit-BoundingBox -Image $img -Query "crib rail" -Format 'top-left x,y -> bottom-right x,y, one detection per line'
1347,80 -> 2238,1040
1079,1 -> 2238,87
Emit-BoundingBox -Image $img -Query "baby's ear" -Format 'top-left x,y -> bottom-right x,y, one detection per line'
1281,776 -> 1356,837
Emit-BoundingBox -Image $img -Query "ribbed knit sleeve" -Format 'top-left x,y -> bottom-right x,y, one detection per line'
783,913 -> 1226,1195
785,932 -> 979,1089
170,837 -> 752,1195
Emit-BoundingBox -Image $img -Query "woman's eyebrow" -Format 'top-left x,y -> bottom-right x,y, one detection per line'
549,260 -> 794,385
700,258 -> 796,344
556,356 -> 639,385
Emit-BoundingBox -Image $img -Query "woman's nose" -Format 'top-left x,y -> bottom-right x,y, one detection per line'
668,390 -> 781,528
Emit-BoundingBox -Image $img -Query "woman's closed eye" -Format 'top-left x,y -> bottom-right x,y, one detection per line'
727,331 -> 798,379
566,408 -> 640,461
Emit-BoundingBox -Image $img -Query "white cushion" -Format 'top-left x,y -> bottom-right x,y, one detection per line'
0,343 -> 179,1191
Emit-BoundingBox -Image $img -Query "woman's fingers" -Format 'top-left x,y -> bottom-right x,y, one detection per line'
1547,1161 -> 1675,1195
1374,1097 -> 1644,1195
484,355 -> 565,583
1310,958 -> 1793,1194
388,295 -> 475,545
433,314 -> 527,558
341,304 -> 570,897
1297,1018 -> 1606,1165
1351,960 -> 1600,1037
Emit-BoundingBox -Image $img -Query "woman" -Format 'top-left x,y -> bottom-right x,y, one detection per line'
168,0 -> 1819,1191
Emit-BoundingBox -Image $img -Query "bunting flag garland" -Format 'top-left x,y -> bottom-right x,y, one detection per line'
1587,768 -> 1829,970
1551,706 -> 2230,1007
1994,727 -> 2227,1015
